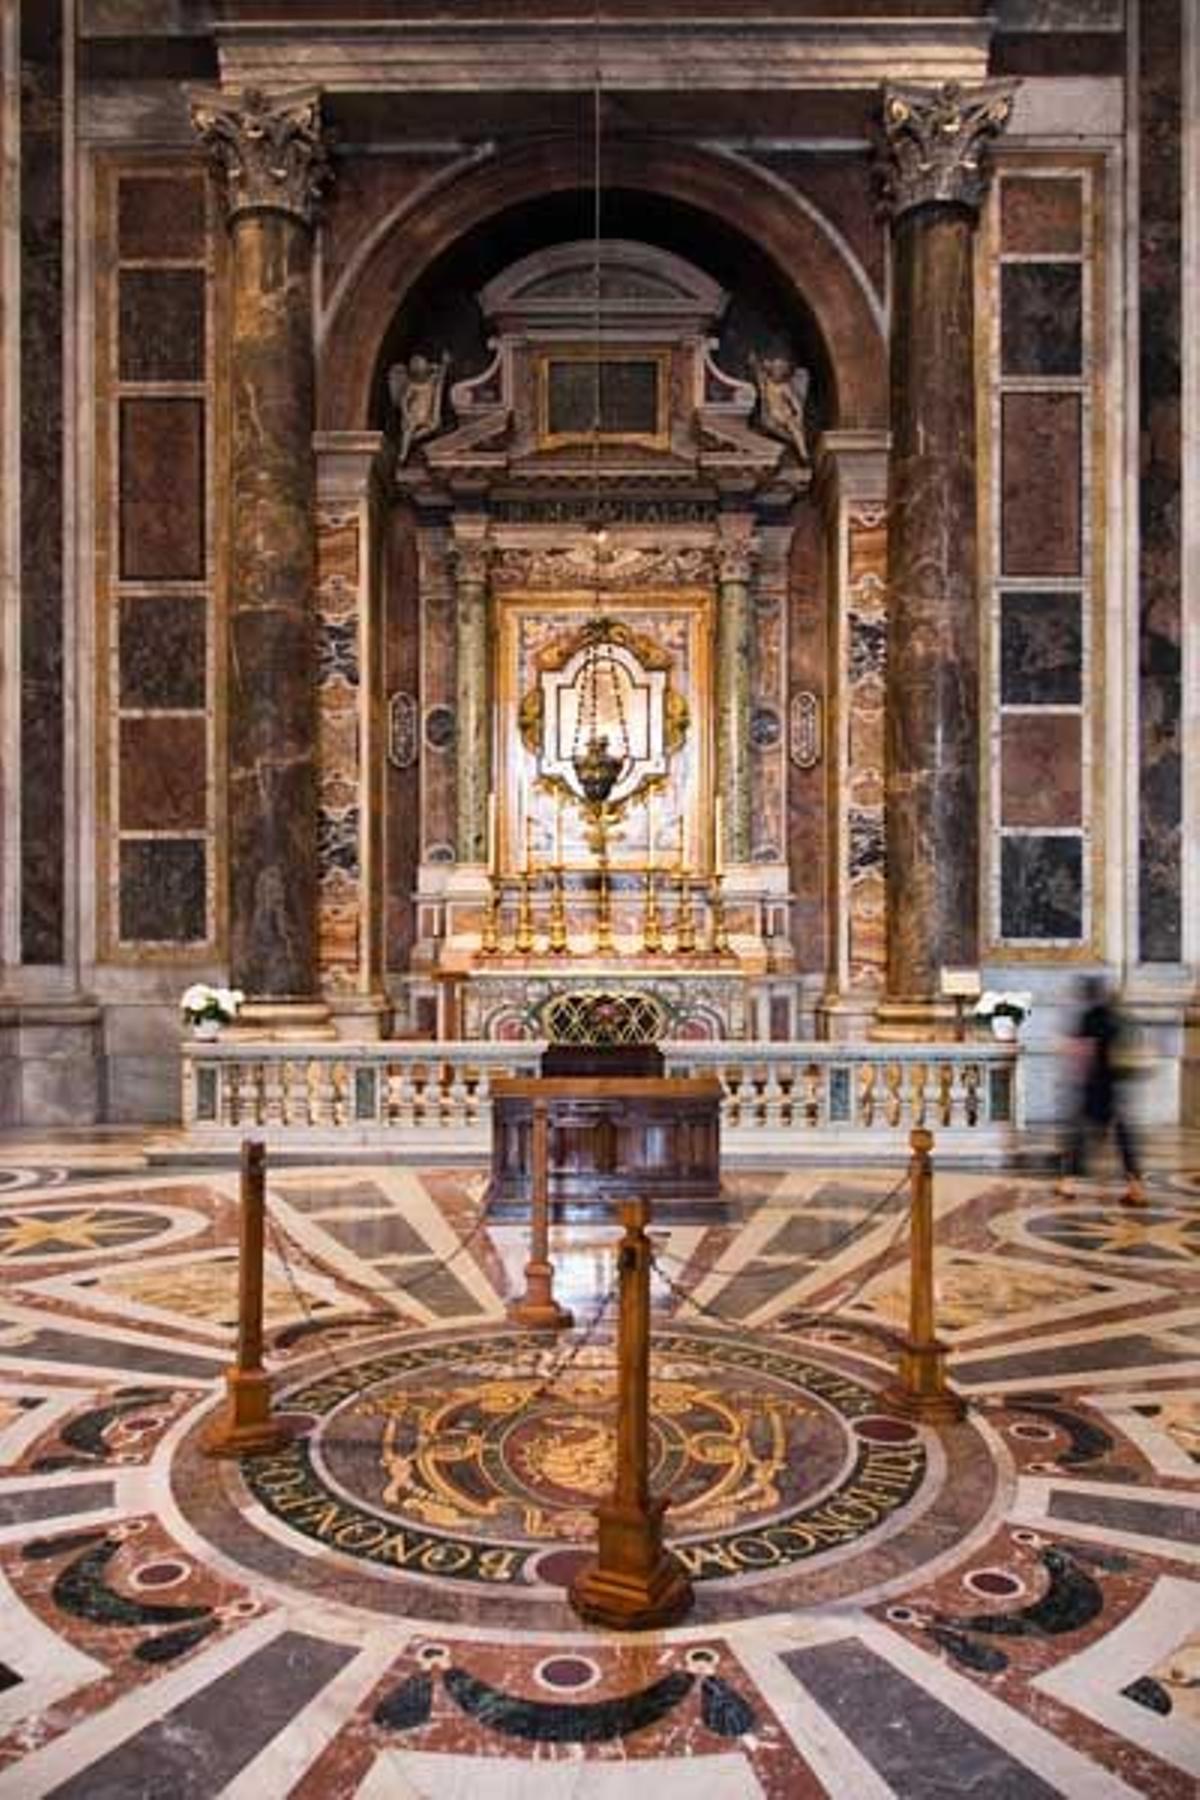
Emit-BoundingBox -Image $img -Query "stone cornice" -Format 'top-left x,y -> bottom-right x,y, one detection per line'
215,19 -> 992,95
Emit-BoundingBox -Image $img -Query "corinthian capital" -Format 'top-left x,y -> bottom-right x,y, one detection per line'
877,80 -> 1017,220
190,86 -> 331,230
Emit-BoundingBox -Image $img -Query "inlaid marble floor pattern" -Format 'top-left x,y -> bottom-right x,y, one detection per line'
0,1141 -> 1197,1796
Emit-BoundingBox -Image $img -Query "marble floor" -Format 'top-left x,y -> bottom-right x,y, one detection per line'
0,1133 -> 1197,1797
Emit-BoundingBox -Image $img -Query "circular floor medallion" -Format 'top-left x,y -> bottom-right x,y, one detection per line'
232,1328 -> 930,1594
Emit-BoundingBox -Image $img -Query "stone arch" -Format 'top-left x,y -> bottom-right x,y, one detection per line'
317,136 -> 886,433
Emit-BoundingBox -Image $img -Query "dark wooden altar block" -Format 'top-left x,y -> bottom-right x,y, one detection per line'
489,1076 -> 723,1218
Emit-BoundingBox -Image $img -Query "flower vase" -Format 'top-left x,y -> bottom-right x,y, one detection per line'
990,1015 -> 1018,1043
191,1018 -> 221,1042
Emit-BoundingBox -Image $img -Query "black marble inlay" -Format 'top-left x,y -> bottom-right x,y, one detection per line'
1001,263 -> 1083,377
1000,835 -> 1083,940
443,1664 -> 694,1743
119,839 -> 206,943
118,269 -> 205,383
1000,591 -> 1083,705
1048,1490 -> 1200,1547
425,705 -> 455,750
0,1662 -> 19,1695
317,809 -> 360,880
119,594 -> 206,709
20,0 -> 65,962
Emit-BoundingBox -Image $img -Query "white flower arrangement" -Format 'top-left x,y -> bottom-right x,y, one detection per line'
180,983 -> 244,1027
972,989 -> 1034,1024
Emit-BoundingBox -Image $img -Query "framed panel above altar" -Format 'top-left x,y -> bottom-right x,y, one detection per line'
495,586 -> 714,878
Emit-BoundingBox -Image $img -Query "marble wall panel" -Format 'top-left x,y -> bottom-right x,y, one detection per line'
1000,834 -> 1084,940
1000,392 -> 1082,577
1001,264 -> 1083,377
418,523 -> 457,864
750,529 -> 787,864
118,594 -> 206,709
118,396 -> 205,580
1000,714 -> 1082,827
101,164 -> 214,955
316,511 -> 363,993
19,0 -> 65,962
1137,0 -> 1183,960
118,268 -> 205,382
1000,176 -> 1083,255
118,840 -> 206,943
385,505 -> 420,970
119,718 -> 208,831
117,173 -> 204,260
1000,590 -> 1083,704
786,500 -> 827,972
845,507 -> 887,990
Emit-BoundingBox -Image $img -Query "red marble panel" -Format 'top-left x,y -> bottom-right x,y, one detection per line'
119,397 -> 205,581
1000,713 -> 1082,828
117,174 -> 205,261
1000,176 -> 1083,256
119,716 -> 208,830
1000,393 -> 1082,578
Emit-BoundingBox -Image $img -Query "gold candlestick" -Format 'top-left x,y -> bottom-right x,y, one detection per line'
710,872 -> 732,957
675,865 -> 696,953
548,864 -> 569,954
642,865 -> 663,954
595,846 -> 614,954
515,869 -> 536,954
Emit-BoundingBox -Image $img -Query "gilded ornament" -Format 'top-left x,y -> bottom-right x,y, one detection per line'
876,79 -> 1018,219
189,85 -> 331,229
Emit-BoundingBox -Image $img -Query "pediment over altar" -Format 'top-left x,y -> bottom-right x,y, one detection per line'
391,238 -> 812,497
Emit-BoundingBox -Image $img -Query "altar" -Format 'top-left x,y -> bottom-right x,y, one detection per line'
489,1073 -> 723,1215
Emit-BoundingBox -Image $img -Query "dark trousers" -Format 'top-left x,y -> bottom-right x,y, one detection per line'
1065,1085 -> 1140,1181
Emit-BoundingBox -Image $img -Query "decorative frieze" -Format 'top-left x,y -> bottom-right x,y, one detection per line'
491,542 -> 713,590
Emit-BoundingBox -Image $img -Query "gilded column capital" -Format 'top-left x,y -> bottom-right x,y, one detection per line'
189,85 -> 331,230
876,80 -> 1017,221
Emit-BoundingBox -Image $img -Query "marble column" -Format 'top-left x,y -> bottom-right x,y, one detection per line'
452,524 -> 492,866
875,81 -> 1015,1032
191,87 -> 331,1020
716,518 -> 757,868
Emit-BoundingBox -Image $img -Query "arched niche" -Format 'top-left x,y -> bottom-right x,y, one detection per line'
318,136 -> 885,434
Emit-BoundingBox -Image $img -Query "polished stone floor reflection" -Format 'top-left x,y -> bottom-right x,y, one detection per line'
0,1134 -> 1197,1795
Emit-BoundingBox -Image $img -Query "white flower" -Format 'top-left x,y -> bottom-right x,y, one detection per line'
974,988 -> 1032,1022
181,983 -> 213,1013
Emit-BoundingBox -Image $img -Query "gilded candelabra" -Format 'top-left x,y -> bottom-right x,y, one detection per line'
548,864 -> 569,955
710,873 -> 732,957
675,866 -> 696,953
481,876 -> 501,955
642,864 -> 663,954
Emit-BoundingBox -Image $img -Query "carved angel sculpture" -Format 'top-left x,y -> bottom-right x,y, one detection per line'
387,350 -> 450,466
750,351 -> 812,466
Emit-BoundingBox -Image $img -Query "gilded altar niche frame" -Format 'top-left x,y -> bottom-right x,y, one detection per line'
495,588 -> 714,876
534,346 -> 672,453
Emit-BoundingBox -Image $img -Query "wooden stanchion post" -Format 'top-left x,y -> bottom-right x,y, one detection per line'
570,1199 -> 694,1629
883,1127 -> 966,1421
508,1099 -> 574,1331
202,1139 -> 293,1458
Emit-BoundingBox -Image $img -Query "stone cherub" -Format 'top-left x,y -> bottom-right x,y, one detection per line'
750,350 -> 812,466
387,349 -> 450,466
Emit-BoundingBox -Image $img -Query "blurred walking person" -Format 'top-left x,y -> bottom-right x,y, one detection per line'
1057,976 -> 1145,1205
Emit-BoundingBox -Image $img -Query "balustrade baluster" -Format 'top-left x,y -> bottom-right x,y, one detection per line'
884,1061 -> 904,1127
937,1061 -> 954,1127
858,1062 -> 876,1127
447,1059 -> 469,1126
909,1061 -> 928,1127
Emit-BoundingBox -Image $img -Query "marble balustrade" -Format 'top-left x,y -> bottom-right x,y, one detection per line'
181,1037 -> 1022,1155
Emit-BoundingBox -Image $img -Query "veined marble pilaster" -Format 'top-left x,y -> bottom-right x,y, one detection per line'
452,524 -> 492,867
876,80 -> 1016,1030
813,434 -> 889,1038
716,517 -> 757,868
313,433 -> 389,1032
191,87 -> 329,1007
